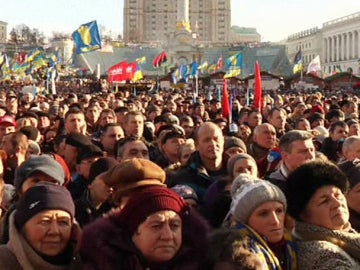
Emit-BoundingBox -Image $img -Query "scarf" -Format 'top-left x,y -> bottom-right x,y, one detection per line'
236,223 -> 297,270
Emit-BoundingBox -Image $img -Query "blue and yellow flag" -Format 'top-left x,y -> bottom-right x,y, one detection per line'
132,63 -> 143,82
225,53 -> 242,78
293,49 -> 302,74
72,20 -> 102,54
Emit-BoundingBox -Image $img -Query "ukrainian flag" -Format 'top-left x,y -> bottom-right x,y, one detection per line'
72,21 -> 102,54
198,61 -> 208,73
132,63 -> 143,82
26,49 -> 42,63
224,53 -> 242,78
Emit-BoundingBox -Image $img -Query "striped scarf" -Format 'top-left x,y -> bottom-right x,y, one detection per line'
236,223 -> 297,270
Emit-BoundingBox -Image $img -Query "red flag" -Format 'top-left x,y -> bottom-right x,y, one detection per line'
222,79 -> 230,119
152,51 -> 167,68
216,57 -> 223,70
125,62 -> 137,81
108,61 -> 128,83
254,61 -> 262,110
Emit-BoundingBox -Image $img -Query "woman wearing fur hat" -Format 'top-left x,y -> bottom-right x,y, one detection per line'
80,186 -> 210,270
206,174 -> 297,270
0,183 -> 82,269
286,160 -> 360,269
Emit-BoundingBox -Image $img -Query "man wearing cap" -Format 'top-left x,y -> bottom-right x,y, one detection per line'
5,93 -> 17,117
155,130 -> 185,168
63,133 -> 93,175
224,136 -> 247,158
0,115 -> 16,142
68,144 -> 105,200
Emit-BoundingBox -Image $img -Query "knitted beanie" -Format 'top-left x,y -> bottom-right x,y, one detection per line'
111,186 -> 188,234
227,153 -> 257,178
230,174 -> 287,224
15,183 -> 75,229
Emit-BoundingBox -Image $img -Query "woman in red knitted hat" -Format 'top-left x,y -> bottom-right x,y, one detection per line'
80,186 -> 210,269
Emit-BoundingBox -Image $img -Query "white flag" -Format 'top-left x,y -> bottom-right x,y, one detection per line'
307,55 -> 321,74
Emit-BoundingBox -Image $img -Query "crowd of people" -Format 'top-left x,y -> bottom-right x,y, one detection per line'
0,79 -> 359,269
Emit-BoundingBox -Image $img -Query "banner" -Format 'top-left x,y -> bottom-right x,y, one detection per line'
108,61 -> 128,83
72,20 -> 102,54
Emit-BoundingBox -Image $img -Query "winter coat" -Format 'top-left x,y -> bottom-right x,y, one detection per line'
167,151 -> 227,203
80,210 -> 209,270
206,226 -> 297,270
294,221 -> 360,270
74,190 -> 114,227
0,212 -> 82,270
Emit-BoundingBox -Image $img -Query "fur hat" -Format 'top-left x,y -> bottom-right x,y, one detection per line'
110,186 -> 188,234
286,160 -> 348,221
103,158 -> 166,194
229,174 -> 286,224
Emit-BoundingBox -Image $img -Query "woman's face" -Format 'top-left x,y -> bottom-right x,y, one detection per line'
232,158 -> 258,179
247,201 -> 285,244
301,185 -> 349,230
132,210 -> 182,263
23,210 -> 72,257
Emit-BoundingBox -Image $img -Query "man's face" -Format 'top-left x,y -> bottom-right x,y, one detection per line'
331,125 -> 348,141
86,106 -> 100,124
343,140 -> 360,161
0,124 -> 15,141
124,115 -> 144,138
282,139 -> 315,172
101,126 -> 124,154
0,133 -> 16,156
196,124 -> 224,161
65,113 -> 85,134
99,112 -> 115,128
181,121 -> 194,138
162,137 -> 185,158
268,110 -> 286,130
119,140 -> 149,161
63,144 -> 78,171
253,124 -> 276,149
247,112 -> 262,128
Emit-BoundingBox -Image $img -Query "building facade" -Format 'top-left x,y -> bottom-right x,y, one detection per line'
123,0 -> 231,45
322,12 -> 360,75
0,21 -> 7,44
285,11 -> 360,76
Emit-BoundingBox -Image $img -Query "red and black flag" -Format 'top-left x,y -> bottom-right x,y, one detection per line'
152,51 -> 167,68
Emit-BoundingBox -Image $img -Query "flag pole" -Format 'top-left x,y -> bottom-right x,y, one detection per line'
195,70 -> 199,102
